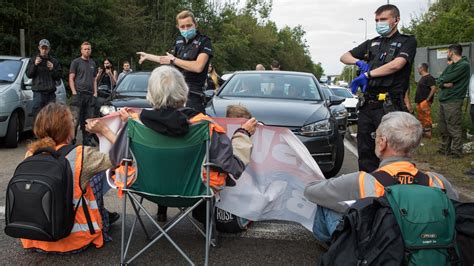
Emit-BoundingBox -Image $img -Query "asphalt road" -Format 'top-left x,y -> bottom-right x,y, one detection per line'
0,134 -> 360,265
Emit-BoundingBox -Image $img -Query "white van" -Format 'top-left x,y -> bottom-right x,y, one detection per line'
0,56 -> 67,148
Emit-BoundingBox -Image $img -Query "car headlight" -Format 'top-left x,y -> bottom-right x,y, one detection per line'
100,105 -> 116,116
334,110 -> 348,118
300,119 -> 332,136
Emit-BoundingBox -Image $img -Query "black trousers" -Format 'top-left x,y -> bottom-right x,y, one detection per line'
357,103 -> 385,172
70,93 -> 96,145
186,91 -> 205,114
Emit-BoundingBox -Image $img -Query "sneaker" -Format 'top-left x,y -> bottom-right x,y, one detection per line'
108,211 -> 120,225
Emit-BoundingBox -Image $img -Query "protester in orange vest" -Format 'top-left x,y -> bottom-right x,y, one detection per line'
110,65 -> 257,222
21,103 -> 118,253
304,111 -> 459,243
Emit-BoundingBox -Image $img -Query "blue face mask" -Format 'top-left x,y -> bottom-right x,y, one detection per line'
180,28 -> 197,40
376,21 -> 391,36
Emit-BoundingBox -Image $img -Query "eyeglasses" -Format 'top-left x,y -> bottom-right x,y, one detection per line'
370,132 -> 377,139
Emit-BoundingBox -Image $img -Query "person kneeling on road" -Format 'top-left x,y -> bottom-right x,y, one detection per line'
304,111 -> 459,243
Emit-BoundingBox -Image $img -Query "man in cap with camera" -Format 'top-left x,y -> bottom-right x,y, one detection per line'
26,39 -> 62,117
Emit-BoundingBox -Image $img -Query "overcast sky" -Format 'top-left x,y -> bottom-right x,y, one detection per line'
269,0 -> 431,75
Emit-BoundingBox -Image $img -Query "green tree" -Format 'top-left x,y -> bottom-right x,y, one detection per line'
0,0 -> 324,79
312,63 -> 324,80
402,0 -> 474,47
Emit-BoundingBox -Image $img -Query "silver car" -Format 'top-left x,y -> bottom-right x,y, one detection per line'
0,56 -> 67,148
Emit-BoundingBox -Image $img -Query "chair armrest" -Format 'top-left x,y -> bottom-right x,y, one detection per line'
106,169 -> 118,189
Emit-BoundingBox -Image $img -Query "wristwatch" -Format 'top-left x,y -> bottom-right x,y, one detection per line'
365,71 -> 372,79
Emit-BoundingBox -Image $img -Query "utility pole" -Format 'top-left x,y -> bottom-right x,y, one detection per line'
20,29 -> 25,57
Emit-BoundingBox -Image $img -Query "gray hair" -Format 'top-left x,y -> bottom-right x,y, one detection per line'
146,66 -> 188,109
377,111 -> 422,156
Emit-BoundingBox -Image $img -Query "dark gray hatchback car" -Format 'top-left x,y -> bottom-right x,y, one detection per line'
206,71 -> 345,178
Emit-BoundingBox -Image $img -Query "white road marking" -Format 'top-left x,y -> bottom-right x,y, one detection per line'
0,206 -> 5,219
344,138 -> 358,158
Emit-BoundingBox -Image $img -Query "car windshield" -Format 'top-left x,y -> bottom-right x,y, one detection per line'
321,87 -> 334,98
219,73 -> 322,101
332,88 -> 353,98
0,59 -> 22,83
116,73 -> 150,93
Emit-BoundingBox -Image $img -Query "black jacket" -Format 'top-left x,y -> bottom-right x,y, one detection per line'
26,54 -> 61,92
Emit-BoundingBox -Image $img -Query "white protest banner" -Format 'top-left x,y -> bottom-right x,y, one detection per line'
213,118 -> 324,232
95,113 -> 324,232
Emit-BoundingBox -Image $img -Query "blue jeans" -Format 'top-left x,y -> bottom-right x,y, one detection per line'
312,206 -> 343,243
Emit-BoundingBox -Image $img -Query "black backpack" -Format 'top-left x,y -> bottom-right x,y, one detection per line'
319,196 -> 405,266
452,201 -> 474,266
4,145 -> 92,241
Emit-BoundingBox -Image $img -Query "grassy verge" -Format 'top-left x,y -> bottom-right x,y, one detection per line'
407,88 -> 474,192
412,136 -> 474,192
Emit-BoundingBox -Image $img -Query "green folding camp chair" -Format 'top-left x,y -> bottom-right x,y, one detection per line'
109,119 -> 215,265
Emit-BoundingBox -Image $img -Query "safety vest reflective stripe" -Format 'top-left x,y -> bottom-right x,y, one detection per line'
66,146 -> 77,196
426,172 -> 445,190
359,172 -> 367,198
358,171 -> 382,198
71,222 -> 101,233
73,198 -> 99,210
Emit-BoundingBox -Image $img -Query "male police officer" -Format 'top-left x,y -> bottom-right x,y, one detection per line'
137,10 -> 213,113
340,4 -> 417,172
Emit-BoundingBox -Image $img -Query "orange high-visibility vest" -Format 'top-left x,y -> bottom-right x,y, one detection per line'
189,114 -> 228,189
21,145 -> 104,252
358,161 -> 445,198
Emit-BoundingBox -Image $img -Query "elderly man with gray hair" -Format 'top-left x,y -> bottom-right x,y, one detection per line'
304,111 -> 458,243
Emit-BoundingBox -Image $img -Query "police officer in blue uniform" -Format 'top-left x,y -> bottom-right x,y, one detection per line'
340,4 -> 417,172
137,10 -> 212,114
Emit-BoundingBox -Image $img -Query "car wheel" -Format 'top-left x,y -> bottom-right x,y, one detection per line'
5,111 -> 20,148
324,132 -> 344,178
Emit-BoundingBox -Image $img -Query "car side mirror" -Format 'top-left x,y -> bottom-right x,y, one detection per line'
22,78 -> 33,90
327,95 -> 345,107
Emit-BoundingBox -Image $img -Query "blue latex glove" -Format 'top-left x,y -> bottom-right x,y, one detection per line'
350,73 -> 368,94
356,60 -> 370,73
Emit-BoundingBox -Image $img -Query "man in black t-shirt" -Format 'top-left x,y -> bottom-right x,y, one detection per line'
340,4 -> 417,172
137,10 -> 213,114
415,63 -> 437,138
